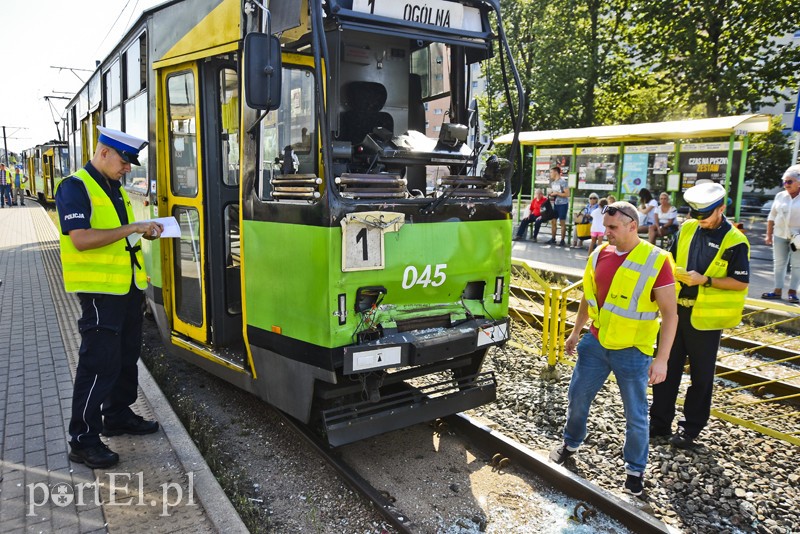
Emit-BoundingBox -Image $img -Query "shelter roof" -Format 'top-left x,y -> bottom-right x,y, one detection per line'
495,114 -> 772,146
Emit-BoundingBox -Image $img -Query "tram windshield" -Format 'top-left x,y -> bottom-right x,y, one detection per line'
258,27 -> 505,204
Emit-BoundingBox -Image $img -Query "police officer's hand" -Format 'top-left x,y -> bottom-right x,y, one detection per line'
136,221 -> 164,241
675,269 -> 704,286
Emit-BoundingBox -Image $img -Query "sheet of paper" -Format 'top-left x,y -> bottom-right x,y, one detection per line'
126,216 -> 181,247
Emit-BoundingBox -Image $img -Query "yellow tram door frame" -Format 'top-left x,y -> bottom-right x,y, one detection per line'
158,62 -> 209,343
42,148 -> 54,200
25,154 -> 35,197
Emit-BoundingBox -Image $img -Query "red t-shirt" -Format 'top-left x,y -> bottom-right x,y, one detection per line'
589,244 -> 674,337
529,196 -> 546,217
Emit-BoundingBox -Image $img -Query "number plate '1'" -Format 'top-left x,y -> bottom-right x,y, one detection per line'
341,211 -> 405,272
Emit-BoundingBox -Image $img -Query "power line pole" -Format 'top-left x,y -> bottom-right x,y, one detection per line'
1,125 -> 28,164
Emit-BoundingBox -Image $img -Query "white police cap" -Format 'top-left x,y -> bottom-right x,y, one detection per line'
683,181 -> 726,213
97,126 -> 148,165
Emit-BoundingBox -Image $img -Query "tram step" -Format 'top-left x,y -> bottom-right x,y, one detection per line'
322,372 -> 497,447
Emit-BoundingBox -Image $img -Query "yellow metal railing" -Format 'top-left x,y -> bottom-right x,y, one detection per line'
509,258 -> 800,445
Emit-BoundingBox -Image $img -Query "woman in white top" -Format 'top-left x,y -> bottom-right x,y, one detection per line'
764,165 -> 800,303
648,192 -> 678,244
636,188 -> 658,233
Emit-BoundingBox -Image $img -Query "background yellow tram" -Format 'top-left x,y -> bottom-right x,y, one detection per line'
22,141 -> 70,203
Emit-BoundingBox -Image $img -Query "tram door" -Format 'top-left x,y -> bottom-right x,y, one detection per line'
161,63 -> 208,343
42,149 -> 54,199
161,59 -> 243,349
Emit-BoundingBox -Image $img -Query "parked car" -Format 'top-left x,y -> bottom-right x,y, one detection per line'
761,199 -> 774,216
738,196 -> 763,215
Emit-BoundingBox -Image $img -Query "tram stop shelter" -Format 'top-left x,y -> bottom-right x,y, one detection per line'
495,114 -> 772,226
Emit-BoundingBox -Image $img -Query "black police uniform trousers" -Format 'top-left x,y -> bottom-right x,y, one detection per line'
650,305 -> 722,438
68,287 -> 144,448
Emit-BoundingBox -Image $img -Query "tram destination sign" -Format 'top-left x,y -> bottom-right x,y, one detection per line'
352,0 -> 482,32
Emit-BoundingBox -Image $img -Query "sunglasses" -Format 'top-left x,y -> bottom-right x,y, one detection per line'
785,180 -> 796,185
602,205 -> 636,223
689,208 -> 715,220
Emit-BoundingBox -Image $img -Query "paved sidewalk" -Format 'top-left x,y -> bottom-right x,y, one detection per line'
0,203 -> 247,533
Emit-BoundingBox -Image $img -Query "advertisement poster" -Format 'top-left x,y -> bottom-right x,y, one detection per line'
578,162 -> 616,190
534,152 -> 570,186
679,150 -> 740,190
621,153 -> 648,195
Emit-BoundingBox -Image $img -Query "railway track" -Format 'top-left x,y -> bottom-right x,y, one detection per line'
275,407 -> 671,533
508,268 -> 800,445
509,301 -> 800,398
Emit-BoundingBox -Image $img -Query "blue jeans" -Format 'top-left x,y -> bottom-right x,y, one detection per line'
562,333 -> 651,475
772,236 -> 800,293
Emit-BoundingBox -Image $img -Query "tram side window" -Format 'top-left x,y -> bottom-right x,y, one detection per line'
257,66 -> 316,201
167,72 -> 198,198
219,68 -> 239,186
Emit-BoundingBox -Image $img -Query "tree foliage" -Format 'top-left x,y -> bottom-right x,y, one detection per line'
629,0 -> 800,117
745,116 -> 794,191
484,0 -> 800,136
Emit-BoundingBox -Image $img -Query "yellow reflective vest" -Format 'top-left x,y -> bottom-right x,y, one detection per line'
58,168 -> 147,294
584,241 -> 671,356
674,219 -> 749,330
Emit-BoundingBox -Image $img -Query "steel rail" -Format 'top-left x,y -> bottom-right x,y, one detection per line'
273,410 -> 419,533
444,413 -> 671,534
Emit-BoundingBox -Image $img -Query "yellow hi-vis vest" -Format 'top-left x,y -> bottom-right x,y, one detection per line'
58,168 -> 147,294
584,241 -> 671,356
674,219 -> 749,330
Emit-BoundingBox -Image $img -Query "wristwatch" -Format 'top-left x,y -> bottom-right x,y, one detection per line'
702,276 -> 713,288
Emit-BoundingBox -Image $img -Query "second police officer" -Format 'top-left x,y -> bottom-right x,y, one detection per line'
650,182 -> 750,449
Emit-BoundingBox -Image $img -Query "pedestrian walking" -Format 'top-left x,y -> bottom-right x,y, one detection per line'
762,165 -> 800,304
56,126 -> 164,469
0,163 -> 12,207
650,182 -> 750,449
549,201 -> 677,496
12,165 -> 27,206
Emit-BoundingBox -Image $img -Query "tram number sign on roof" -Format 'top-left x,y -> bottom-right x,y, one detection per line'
352,0 -> 482,32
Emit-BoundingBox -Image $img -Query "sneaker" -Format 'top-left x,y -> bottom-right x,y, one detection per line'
787,294 -> 799,304
69,442 -> 119,469
624,473 -> 644,496
512,235 -> 524,242
102,414 -> 159,436
669,428 -> 696,449
549,443 -> 577,464
546,238 -> 557,244
559,240 -> 566,247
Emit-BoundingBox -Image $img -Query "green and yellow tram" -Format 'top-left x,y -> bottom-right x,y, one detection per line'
21,141 -> 70,203
64,0 -> 523,445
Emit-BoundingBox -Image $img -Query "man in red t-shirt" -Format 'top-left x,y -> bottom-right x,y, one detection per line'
549,201 -> 677,497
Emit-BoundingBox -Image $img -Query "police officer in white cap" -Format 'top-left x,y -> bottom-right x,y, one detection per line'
650,181 -> 750,449
56,126 -> 164,468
